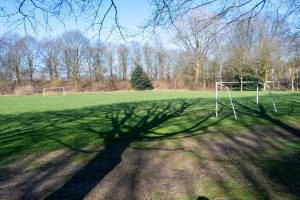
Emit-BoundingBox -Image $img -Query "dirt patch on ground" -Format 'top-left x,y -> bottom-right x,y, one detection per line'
1,126 -> 300,200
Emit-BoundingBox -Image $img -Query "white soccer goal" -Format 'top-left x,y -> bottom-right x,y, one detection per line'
215,81 -> 277,120
43,87 -> 66,97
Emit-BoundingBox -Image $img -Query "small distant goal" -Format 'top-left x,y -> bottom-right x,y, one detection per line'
43,87 -> 66,97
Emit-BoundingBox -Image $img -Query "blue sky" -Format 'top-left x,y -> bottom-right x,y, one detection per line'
0,0 -> 161,43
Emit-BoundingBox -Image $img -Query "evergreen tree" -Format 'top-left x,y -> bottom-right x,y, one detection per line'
130,65 -> 153,90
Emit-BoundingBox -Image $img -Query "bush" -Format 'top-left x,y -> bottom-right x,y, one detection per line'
0,80 -> 14,95
14,85 -> 34,96
50,79 -> 61,87
130,65 -> 153,90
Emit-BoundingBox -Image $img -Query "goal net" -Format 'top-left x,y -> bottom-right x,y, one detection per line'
215,81 -> 277,120
43,87 -> 66,97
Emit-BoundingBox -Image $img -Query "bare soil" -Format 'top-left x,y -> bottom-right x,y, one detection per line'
1,126 -> 299,200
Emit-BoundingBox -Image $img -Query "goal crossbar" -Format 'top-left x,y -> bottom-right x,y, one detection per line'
215,81 -> 277,120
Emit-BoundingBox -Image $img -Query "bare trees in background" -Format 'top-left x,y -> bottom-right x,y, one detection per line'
0,7 -> 300,94
155,39 -> 167,82
145,0 -> 300,36
23,35 -> 39,83
5,35 -> 25,86
229,20 -> 254,91
40,38 -> 60,81
118,44 -> 129,81
60,30 -> 89,83
173,11 -> 219,89
143,43 -> 155,80
106,44 -> 115,79
287,35 -> 300,91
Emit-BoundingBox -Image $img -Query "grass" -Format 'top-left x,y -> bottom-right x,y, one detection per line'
0,90 -> 299,199
0,91 -> 292,161
196,178 -> 257,200
0,91 -> 209,114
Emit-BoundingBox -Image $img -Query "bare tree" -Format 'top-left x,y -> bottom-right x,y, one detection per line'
256,38 -> 274,90
287,35 -> 300,91
143,43 -> 154,79
131,42 -> 142,68
4,35 -> 25,86
170,50 -> 186,88
40,38 -> 61,81
226,20 -> 255,91
254,16 -> 285,90
106,44 -> 115,79
60,30 -> 89,83
154,36 -> 168,82
23,35 -> 39,83
85,43 -> 106,82
209,57 -> 220,86
0,0 -> 125,39
144,0 -> 300,35
173,11 -> 219,88
118,44 -> 129,81
0,38 -> 12,81
0,0 -> 299,42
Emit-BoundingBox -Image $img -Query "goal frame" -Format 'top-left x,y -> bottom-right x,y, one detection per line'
215,81 -> 277,120
43,87 -> 66,97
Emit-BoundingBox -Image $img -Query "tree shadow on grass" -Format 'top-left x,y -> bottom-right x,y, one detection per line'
0,98 -> 223,199
2,94 -> 299,199
227,100 -> 300,198
46,100 -> 193,199
235,100 -> 300,137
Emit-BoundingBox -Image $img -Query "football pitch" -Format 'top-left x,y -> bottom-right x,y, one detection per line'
0,91 -> 299,199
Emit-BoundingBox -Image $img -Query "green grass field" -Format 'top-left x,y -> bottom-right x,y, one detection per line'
0,91 -> 299,199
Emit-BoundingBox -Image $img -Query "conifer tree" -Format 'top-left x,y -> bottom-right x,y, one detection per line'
130,65 -> 153,90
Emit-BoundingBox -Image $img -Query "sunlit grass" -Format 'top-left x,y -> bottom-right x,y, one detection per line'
0,91 -> 299,164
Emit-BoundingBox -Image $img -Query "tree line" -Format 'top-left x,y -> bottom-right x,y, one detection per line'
0,12 -> 299,94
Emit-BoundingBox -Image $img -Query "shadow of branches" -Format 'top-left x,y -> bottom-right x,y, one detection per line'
0,98 -> 222,199
0,93 -> 299,199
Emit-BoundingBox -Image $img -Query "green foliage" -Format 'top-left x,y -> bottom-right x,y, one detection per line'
130,65 -> 153,90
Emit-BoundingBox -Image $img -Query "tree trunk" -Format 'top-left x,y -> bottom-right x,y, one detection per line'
195,61 -> 200,85
297,72 -> 299,91
263,71 -> 268,91
240,76 -> 243,91
262,62 -> 269,91
291,73 -> 295,92
263,81 -> 267,91
15,66 -> 22,86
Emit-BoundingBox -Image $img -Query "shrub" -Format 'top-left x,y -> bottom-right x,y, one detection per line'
130,65 -> 153,90
14,85 -> 34,96
50,79 -> 61,87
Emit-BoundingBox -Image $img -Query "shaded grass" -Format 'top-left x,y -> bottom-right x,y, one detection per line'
196,178 -> 257,200
256,146 -> 300,198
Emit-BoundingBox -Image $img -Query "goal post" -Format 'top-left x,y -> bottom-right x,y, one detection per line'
215,82 -> 237,120
257,81 -> 277,113
43,87 -> 66,97
215,81 -> 277,120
